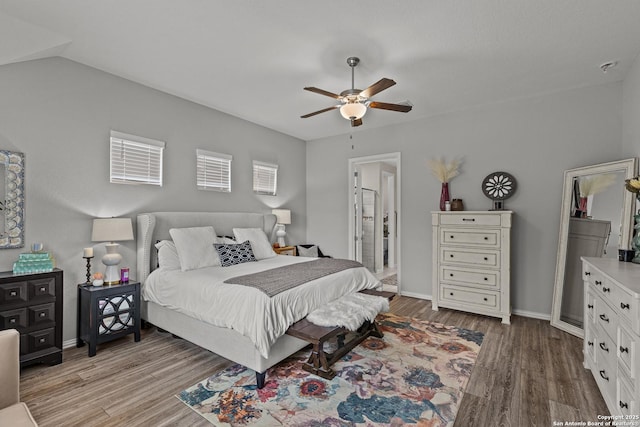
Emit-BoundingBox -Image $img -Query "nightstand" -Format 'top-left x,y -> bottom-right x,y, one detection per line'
77,281 -> 141,357
273,245 -> 296,256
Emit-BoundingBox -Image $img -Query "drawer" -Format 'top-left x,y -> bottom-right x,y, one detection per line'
594,295 -> 618,342
595,323 -> 617,371
440,285 -> 500,309
438,213 -> 502,227
585,291 -> 596,324
594,353 -> 617,404
28,303 -> 55,326
440,265 -> 499,289
28,278 -> 56,300
612,285 -> 640,335
28,328 -> 56,352
617,325 -> 637,381
0,281 -> 28,304
0,308 -> 28,331
441,247 -> 500,268
441,228 -> 500,248
584,326 -> 596,364
618,378 -> 637,416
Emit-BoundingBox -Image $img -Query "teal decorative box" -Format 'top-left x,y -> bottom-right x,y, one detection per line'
13,252 -> 54,274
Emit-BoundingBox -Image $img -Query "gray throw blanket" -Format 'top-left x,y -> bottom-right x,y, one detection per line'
224,258 -> 364,297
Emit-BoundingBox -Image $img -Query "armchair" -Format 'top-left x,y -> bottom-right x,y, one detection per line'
0,329 -> 38,426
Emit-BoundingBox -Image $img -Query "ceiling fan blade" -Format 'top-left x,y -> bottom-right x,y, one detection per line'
300,105 -> 339,118
359,78 -> 396,99
369,101 -> 412,113
304,87 -> 342,99
351,118 -> 363,127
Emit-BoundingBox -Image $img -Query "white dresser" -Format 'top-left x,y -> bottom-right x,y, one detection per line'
582,257 -> 640,416
431,211 -> 512,324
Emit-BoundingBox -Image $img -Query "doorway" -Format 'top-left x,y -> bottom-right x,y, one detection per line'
348,153 -> 401,293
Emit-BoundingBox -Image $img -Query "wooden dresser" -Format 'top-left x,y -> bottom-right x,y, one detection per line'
431,211 -> 512,324
582,257 -> 639,416
0,269 -> 63,367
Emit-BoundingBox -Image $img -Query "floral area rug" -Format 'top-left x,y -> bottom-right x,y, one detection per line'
177,313 -> 483,426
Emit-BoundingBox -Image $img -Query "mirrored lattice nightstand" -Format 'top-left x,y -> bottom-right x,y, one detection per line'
76,281 -> 140,357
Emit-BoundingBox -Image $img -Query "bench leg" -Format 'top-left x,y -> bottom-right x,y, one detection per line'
256,371 -> 266,389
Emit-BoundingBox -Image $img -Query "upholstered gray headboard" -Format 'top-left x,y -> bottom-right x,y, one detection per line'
136,212 -> 277,284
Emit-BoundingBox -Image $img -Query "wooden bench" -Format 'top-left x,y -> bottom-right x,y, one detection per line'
285,289 -> 395,380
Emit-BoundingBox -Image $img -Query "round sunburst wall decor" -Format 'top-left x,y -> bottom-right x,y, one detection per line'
481,171 -> 516,210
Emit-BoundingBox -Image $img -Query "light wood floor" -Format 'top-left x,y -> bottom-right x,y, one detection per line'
20,296 -> 608,426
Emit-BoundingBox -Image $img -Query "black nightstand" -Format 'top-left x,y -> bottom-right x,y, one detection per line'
76,281 -> 141,357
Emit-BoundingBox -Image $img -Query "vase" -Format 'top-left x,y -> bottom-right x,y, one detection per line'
439,182 -> 450,211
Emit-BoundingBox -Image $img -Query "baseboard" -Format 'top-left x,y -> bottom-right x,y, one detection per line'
63,338 -> 77,349
398,290 -> 431,301
512,309 -> 551,321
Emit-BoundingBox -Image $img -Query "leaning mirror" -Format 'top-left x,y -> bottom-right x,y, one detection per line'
551,158 -> 638,338
0,150 -> 25,248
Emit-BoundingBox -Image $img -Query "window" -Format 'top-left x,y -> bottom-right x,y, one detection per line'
110,131 -> 165,186
253,161 -> 278,195
196,149 -> 232,192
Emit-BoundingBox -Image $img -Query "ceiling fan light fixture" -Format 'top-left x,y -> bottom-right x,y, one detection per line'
340,102 -> 367,120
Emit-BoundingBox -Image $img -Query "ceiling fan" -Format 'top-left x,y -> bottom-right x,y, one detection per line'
301,57 -> 412,127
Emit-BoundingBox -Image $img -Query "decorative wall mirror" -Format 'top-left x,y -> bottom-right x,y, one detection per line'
0,150 -> 25,248
551,158 -> 638,338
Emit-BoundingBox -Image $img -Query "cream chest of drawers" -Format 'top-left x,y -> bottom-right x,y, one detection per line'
431,211 -> 512,324
582,257 -> 640,416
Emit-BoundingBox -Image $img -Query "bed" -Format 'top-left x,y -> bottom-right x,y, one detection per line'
136,211 -> 381,386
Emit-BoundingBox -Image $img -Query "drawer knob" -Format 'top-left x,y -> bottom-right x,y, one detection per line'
585,271 -> 591,276
39,312 -> 45,318
620,346 -> 629,354
599,370 -> 609,381
599,342 -> 609,352
483,257 -> 488,261
449,273 -> 454,277
587,341 -> 594,347
449,292 -> 454,296
450,235 -> 454,239
483,297 -> 488,301
620,401 -> 629,409
450,254 -> 454,258
484,277 -> 488,281
621,303 -> 630,310
462,218 -> 475,222
40,287 -> 46,292
595,280 -> 602,285
587,304 -> 593,309
599,314 -> 609,323
10,318 -> 16,324
39,338 -> 45,343
602,287 -> 610,293
9,290 -> 17,297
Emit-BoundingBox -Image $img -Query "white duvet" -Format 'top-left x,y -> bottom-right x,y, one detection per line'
142,255 -> 381,358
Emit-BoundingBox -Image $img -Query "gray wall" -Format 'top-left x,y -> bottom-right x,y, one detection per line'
623,52 -> 640,158
0,57 -> 306,342
306,82 -> 623,317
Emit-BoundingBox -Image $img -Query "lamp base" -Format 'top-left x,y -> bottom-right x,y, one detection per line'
276,225 -> 286,247
102,243 -> 122,285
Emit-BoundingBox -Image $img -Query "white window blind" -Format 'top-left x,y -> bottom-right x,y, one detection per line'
110,131 -> 165,186
253,161 -> 278,195
197,149 -> 232,192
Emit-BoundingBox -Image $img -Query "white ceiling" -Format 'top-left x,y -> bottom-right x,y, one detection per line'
1,1 -> 640,141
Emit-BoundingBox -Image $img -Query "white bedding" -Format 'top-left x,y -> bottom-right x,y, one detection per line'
143,255 -> 380,358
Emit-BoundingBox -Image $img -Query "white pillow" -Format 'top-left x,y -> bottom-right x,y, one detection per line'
297,245 -> 319,258
155,240 -> 181,270
232,228 -> 276,260
169,226 -> 221,271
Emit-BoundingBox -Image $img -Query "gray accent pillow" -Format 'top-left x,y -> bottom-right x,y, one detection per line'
297,245 -> 319,257
214,240 -> 257,267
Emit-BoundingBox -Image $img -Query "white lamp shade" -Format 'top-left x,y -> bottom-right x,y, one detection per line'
91,218 -> 134,242
271,209 -> 291,225
340,102 -> 367,120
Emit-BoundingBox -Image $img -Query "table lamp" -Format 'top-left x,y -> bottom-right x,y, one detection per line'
91,217 -> 134,285
271,209 -> 291,247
